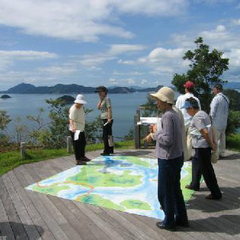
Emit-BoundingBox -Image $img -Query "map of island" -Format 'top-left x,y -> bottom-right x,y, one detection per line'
26,155 -> 193,220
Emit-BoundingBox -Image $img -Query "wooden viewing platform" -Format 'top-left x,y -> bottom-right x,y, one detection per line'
0,149 -> 240,240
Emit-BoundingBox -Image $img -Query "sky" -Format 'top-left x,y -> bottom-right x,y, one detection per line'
0,0 -> 240,91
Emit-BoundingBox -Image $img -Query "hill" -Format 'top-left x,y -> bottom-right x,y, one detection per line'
3,83 -> 163,94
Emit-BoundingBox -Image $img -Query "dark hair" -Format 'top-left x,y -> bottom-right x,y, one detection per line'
186,97 -> 199,109
214,83 -> 223,91
95,86 -> 108,94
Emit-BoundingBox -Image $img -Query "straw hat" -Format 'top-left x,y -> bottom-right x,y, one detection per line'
74,94 -> 87,104
150,87 -> 174,104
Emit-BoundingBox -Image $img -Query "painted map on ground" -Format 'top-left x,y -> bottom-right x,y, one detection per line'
26,156 -> 193,220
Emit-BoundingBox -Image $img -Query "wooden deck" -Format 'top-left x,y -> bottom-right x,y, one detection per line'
1,149 -> 240,240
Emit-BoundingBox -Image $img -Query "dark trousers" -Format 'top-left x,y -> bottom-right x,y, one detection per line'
102,119 -> 114,154
158,156 -> 188,228
190,147 -> 222,198
70,131 -> 86,160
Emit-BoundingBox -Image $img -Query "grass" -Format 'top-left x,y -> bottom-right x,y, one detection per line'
226,134 -> 240,152
0,140 -> 134,177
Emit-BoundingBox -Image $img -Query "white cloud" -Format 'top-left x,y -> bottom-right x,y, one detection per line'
80,44 -> 146,67
109,78 -> 118,85
108,44 -> 146,55
0,50 -> 57,70
37,65 -> 78,76
0,0 -> 188,42
232,19 -> 240,25
141,79 -> 148,84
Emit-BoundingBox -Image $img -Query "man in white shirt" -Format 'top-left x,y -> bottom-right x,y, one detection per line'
210,83 -> 229,158
176,81 -> 201,160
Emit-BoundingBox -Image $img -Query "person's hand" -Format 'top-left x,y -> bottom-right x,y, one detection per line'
149,124 -> 157,133
107,118 -> 112,123
71,127 -> 76,133
144,134 -> 153,143
211,142 -> 217,152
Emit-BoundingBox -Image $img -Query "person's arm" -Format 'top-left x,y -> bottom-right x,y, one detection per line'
69,119 -> 76,132
154,115 -> 174,147
200,128 -> 216,151
107,107 -> 112,122
210,97 -> 218,120
97,100 -> 102,109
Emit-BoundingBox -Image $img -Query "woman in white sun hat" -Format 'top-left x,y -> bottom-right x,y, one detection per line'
145,87 -> 188,231
69,94 -> 90,165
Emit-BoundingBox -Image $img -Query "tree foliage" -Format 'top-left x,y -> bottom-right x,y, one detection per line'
172,37 -> 229,111
0,110 -> 11,131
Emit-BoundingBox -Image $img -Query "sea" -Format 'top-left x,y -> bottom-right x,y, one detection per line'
0,92 -> 151,140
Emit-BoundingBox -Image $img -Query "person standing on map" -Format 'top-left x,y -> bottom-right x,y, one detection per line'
145,87 -> 189,231
69,94 -> 90,165
95,86 -> 114,156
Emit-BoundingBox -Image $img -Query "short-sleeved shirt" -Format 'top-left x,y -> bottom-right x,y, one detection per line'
190,110 -> 212,148
176,93 -> 201,126
99,97 -> 112,119
69,105 -> 85,131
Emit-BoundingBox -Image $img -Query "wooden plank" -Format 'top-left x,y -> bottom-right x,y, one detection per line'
18,166 -> 70,240
0,177 -> 28,239
2,172 -> 43,240
88,204 -> 155,240
12,167 -> 56,240
27,159 -> 110,240
0,198 -> 15,240
74,201 -> 126,240
25,163 -> 84,240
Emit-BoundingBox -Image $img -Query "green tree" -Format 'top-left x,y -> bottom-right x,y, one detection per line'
172,37 -> 229,111
0,110 -> 11,148
0,110 -> 11,130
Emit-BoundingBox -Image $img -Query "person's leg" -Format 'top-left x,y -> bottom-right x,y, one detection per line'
188,150 -> 201,190
174,156 -> 189,226
79,132 -> 86,158
70,131 -> 80,163
157,159 -> 175,228
107,120 -> 114,154
102,119 -> 110,154
198,148 -> 222,199
219,129 -> 226,157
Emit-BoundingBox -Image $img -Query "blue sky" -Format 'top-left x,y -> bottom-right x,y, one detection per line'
0,0 -> 240,90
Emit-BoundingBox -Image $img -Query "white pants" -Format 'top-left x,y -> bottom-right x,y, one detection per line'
216,128 -> 226,156
185,123 -> 192,161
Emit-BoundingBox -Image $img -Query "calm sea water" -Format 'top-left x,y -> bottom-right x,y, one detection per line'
0,92 -> 150,139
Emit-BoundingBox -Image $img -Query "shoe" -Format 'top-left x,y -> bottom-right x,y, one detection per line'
156,222 -> 176,231
101,152 -> 110,156
205,194 -> 222,200
176,220 -> 189,228
185,185 -> 199,191
82,156 -> 91,162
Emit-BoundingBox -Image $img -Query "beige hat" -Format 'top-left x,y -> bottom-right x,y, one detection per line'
150,87 -> 174,104
74,94 -> 87,104
211,151 -> 219,164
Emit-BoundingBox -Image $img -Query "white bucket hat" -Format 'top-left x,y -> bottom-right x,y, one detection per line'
150,87 -> 174,104
74,94 -> 87,104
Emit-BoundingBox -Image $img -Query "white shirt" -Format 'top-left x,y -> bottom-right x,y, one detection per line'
69,105 -> 85,131
176,92 -> 201,125
210,92 -> 229,131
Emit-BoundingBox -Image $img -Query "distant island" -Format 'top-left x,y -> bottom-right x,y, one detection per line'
0,94 -> 11,99
1,82 -> 239,95
0,83 -> 164,94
